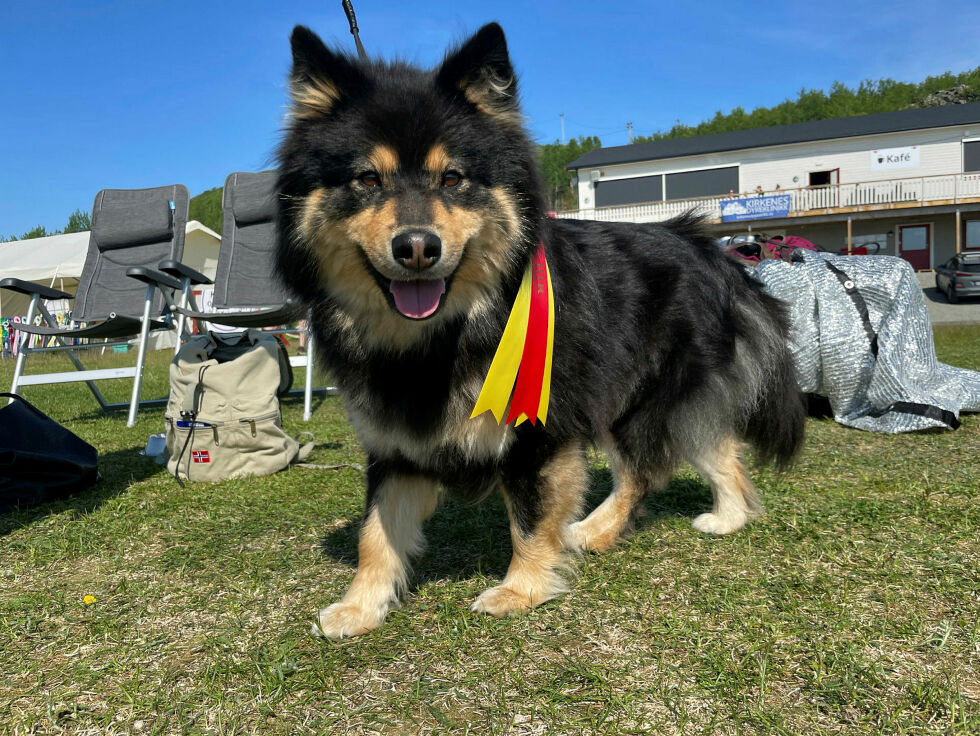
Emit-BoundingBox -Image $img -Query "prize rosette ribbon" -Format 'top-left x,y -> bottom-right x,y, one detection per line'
471,242 -> 554,426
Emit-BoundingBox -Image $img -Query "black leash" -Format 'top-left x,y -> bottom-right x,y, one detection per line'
342,0 -> 368,60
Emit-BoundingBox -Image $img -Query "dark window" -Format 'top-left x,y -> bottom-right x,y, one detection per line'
594,175 -> 663,207
664,166 -> 739,200
809,169 -> 839,186
965,141 -> 980,173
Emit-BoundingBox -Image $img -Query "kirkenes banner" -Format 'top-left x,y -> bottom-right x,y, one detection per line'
720,194 -> 792,222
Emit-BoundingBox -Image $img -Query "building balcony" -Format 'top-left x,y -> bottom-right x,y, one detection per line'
557,172 -> 980,225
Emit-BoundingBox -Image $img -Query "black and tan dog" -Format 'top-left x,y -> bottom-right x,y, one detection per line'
275,23 -> 805,638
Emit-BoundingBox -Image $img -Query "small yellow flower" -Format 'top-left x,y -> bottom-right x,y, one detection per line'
83,595 -> 97,605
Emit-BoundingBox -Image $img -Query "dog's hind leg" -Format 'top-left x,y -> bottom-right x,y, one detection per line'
567,444 -> 669,553
471,441 -> 586,617
314,467 -> 440,638
688,435 -> 763,535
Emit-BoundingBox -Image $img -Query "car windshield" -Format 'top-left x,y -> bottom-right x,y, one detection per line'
957,263 -> 980,273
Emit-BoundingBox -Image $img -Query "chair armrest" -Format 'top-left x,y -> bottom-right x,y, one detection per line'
125,266 -> 182,291
158,259 -> 213,285
0,277 -> 73,300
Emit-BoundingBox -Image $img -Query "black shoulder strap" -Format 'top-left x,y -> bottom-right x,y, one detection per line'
866,401 -> 961,430
824,261 -> 879,359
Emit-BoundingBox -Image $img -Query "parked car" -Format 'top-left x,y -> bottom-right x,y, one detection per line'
935,252 -> 980,303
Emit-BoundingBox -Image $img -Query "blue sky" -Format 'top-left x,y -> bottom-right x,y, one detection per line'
1,0 -> 978,237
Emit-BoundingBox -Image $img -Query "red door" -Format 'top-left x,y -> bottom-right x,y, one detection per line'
898,224 -> 930,270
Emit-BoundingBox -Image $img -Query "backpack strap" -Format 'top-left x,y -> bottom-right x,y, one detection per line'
293,431 -> 315,462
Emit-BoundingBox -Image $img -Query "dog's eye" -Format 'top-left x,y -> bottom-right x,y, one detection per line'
441,171 -> 462,188
358,172 -> 381,188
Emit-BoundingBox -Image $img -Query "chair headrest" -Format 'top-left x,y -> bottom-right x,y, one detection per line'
93,198 -> 173,250
228,172 -> 277,226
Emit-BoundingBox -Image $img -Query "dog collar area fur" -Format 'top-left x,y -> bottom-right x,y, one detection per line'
471,241 -> 554,426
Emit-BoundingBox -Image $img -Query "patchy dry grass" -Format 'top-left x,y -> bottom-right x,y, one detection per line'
0,326 -> 978,735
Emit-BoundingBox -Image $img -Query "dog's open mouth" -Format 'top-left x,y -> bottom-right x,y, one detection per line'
388,278 -> 446,320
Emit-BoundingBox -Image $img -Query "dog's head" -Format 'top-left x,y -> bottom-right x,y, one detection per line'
277,23 -> 542,338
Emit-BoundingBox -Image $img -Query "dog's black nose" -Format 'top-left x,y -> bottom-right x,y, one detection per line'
391,231 -> 441,271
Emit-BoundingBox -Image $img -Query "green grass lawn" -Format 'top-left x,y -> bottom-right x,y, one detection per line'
1,327 -> 978,735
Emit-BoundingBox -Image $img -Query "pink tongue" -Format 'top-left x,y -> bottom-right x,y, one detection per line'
389,278 -> 446,319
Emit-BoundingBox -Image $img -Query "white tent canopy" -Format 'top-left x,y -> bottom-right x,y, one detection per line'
0,222 -> 220,319
0,231 -> 89,283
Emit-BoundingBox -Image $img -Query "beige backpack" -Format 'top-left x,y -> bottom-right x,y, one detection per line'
165,330 -> 312,484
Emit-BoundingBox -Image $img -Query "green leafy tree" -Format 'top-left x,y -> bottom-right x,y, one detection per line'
64,209 -> 91,233
538,135 -> 602,211
19,225 -> 49,240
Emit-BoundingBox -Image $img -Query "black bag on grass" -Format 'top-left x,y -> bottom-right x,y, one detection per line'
0,392 -> 99,512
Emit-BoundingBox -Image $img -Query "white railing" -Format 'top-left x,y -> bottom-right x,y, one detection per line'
558,172 -> 980,223
562,196 -> 721,223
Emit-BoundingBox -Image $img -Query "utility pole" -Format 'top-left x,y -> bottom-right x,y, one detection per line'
626,122 -> 634,143
560,113 -> 565,144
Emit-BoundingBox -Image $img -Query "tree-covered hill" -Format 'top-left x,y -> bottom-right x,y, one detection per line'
188,186 -> 223,234
635,67 -> 980,144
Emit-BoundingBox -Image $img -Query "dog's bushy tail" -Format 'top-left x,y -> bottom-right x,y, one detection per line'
742,293 -> 806,470
664,210 -> 806,469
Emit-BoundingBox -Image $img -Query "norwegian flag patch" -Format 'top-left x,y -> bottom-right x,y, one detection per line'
191,450 -> 211,463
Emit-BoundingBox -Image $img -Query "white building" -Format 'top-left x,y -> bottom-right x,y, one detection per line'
564,102 -> 980,269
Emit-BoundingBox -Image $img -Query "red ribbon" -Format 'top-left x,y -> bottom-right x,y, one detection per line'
505,243 -> 550,424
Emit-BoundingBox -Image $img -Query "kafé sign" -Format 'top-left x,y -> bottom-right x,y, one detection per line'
870,145 -> 920,171
720,194 -> 792,222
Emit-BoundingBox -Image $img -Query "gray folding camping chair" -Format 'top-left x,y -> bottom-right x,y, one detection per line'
160,171 -> 331,421
1,185 -> 189,427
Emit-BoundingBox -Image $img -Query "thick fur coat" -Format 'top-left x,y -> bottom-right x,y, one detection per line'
275,23 -> 805,638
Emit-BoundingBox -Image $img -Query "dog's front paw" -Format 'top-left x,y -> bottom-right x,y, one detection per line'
692,511 -> 746,535
312,602 -> 385,639
470,585 -> 537,617
566,519 -> 619,553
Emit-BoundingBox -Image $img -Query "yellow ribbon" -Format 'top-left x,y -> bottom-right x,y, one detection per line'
471,267 -> 532,423
471,254 -> 554,426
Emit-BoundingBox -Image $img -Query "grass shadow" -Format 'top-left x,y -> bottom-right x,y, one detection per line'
279,390 -> 332,416
0,445 -> 165,537
585,465 -> 714,532
319,493 -> 514,585
319,465 -> 715,587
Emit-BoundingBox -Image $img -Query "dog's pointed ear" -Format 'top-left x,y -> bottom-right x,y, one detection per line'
436,23 -> 520,125
289,25 -> 364,118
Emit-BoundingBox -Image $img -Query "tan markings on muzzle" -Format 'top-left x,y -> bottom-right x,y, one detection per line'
300,199 -> 398,327
346,198 -> 399,265
367,145 -> 400,180
300,188 -> 327,240
430,199 -> 482,254
298,185 -> 525,351
290,75 -> 340,118
299,195 -> 460,350
442,186 -> 523,317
